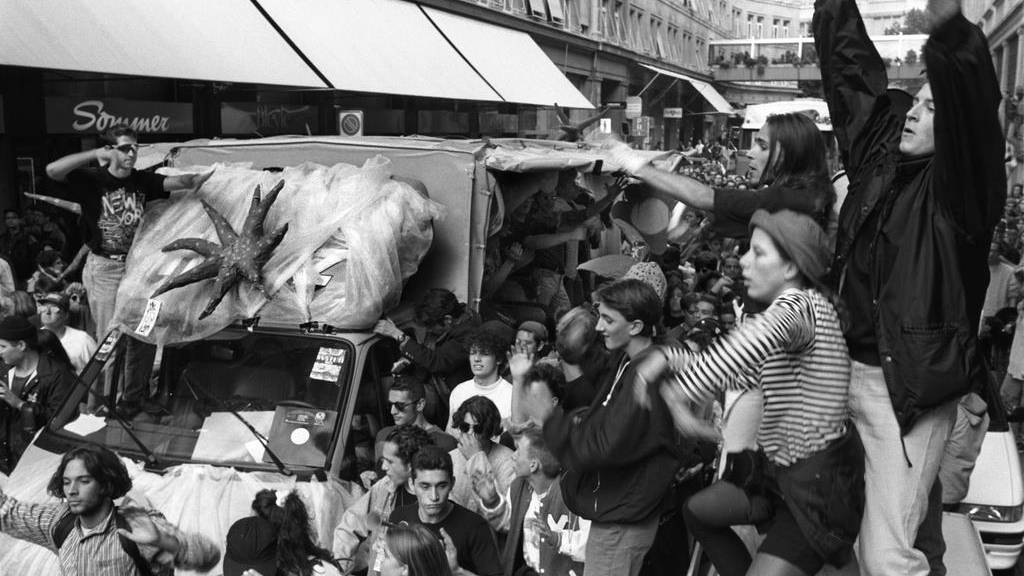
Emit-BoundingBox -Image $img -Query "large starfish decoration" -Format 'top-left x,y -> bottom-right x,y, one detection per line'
152,180 -> 289,319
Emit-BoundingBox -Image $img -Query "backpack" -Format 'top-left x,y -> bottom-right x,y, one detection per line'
52,509 -> 166,576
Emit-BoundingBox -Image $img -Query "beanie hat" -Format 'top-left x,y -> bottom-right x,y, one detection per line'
517,320 -> 549,343
749,209 -> 830,282
0,316 -> 37,343
622,261 -> 667,300
223,516 -> 278,576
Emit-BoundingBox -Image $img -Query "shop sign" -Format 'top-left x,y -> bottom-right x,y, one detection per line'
221,102 -> 320,135
625,96 -> 642,119
664,107 -> 683,119
46,97 -> 193,134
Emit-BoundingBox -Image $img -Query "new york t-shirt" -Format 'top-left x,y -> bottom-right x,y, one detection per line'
67,167 -> 167,256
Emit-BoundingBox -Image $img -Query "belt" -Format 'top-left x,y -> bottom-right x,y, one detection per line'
94,252 -> 127,262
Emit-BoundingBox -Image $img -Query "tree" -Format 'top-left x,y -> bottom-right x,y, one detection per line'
885,8 -> 929,34
905,49 -> 918,65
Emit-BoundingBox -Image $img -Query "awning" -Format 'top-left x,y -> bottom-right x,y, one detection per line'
256,0 -> 503,102
640,63 -> 733,114
422,7 -> 594,109
0,0 -> 327,88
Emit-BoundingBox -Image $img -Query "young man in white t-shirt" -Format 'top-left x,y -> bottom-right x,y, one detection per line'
447,328 -> 512,433
38,292 -> 97,374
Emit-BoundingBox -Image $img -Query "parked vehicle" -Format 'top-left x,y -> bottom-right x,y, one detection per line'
961,396 -> 1024,570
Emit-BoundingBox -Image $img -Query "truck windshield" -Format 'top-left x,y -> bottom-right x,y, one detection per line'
48,329 -> 353,472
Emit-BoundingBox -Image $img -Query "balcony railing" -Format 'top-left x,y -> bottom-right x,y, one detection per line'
708,34 -> 929,71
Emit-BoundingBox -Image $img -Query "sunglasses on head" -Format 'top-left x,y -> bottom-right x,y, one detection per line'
111,143 -> 139,154
388,400 -> 415,412
456,421 -> 485,435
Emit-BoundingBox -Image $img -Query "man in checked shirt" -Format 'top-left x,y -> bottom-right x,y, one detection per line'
0,444 -> 219,575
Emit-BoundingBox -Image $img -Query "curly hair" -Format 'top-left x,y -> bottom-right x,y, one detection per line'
467,327 -> 510,362
47,445 -> 132,500
251,490 -> 340,576
384,424 -> 435,466
451,395 -> 502,439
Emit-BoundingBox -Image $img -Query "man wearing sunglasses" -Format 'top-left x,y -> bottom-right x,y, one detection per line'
371,377 -> 458,483
45,124 -> 213,417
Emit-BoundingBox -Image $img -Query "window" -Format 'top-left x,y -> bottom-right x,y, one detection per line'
783,20 -> 790,38
546,0 -> 566,24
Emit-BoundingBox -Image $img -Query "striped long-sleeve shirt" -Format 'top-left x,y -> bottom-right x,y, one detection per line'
0,491 -> 220,576
664,288 -> 851,466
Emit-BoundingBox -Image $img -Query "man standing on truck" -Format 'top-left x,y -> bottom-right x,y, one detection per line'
813,0 -> 1005,573
45,124 -> 212,418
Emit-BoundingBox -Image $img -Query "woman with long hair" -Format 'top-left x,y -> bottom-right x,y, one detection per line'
633,210 -> 862,576
224,489 -> 341,576
610,112 -> 836,239
379,523 -> 453,576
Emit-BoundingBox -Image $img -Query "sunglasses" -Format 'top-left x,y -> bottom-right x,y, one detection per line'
388,400 -> 415,412
111,143 -> 139,154
456,422 -> 485,435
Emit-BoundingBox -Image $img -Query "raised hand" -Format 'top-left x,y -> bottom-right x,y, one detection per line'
117,513 -> 180,554
508,341 -> 536,384
471,470 -> 500,507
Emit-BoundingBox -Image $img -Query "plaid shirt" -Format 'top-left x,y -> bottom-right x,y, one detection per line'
0,491 -> 220,575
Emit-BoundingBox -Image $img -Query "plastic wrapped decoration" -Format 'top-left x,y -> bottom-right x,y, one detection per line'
113,157 -> 444,345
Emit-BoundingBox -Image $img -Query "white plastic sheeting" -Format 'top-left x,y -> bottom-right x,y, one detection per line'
113,158 -> 443,344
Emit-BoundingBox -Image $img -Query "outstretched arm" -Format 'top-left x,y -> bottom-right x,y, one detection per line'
924,0 -> 1005,239
0,491 -> 65,550
813,0 -> 895,171
163,170 -> 214,192
607,143 -> 714,210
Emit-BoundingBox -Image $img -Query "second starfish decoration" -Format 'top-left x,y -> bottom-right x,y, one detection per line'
152,180 -> 289,319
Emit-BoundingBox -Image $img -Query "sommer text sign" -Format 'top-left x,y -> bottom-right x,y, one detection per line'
45,97 -> 193,134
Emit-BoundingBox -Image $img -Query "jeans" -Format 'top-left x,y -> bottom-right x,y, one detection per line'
849,361 -> 956,576
82,252 -> 155,407
584,516 -> 659,576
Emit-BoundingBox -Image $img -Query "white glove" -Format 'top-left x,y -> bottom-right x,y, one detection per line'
607,142 -> 649,175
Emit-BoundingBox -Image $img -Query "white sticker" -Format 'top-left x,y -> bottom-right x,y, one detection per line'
134,299 -> 162,337
290,428 -> 310,445
310,347 -> 346,382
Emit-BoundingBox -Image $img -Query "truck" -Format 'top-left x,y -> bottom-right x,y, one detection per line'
0,135 -> 653,575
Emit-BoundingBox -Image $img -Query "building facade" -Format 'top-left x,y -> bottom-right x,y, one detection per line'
0,0 -> 739,212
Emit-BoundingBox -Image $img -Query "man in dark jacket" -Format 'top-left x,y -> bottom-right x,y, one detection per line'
521,279 -> 679,576
814,0 -> 1005,573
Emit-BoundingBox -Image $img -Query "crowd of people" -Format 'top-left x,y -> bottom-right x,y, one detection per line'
0,0 -> 1019,574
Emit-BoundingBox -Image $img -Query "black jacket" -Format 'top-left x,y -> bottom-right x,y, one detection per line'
544,347 -> 680,524
814,0 -> 1005,431
0,354 -> 76,467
